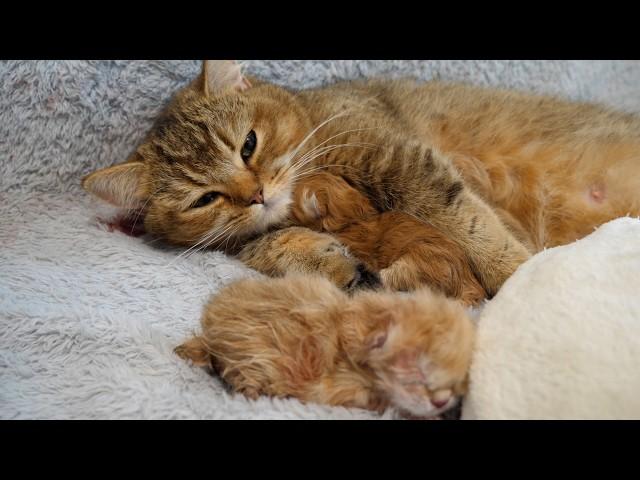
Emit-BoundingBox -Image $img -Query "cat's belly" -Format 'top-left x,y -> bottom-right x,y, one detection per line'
447,141 -> 640,251
373,80 -> 640,250
306,79 -> 640,251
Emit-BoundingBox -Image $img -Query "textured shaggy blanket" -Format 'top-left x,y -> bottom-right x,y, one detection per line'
463,217 -> 640,419
2,60 -> 640,419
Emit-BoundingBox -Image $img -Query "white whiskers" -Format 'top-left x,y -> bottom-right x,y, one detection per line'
166,219 -> 242,267
165,112 -> 382,260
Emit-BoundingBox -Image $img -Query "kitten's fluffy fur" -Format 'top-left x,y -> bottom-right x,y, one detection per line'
176,275 -> 474,418
82,60 -> 640,413
291,172 -> 485,304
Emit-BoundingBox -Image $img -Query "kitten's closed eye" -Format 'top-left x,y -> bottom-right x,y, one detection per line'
192,192 -> 221,209
241,130 -> 257,163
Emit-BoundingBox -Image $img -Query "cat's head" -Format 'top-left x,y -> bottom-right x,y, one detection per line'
82,60 -> 312,247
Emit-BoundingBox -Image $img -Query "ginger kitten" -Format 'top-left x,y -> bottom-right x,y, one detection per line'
176,275 -> 475,418
81,60 -> 640,415
291,172 -> 486,305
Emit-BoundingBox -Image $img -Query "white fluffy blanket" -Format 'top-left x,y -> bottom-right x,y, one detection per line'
463,217 -> 640,420
2,60 -> 640,419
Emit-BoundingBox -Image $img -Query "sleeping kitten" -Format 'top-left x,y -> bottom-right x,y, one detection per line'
82,60 -> 640,414
175,275 -> 475,418
291,172 -> 486,305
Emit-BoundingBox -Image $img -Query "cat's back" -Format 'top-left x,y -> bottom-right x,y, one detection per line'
296,76 -> 640,145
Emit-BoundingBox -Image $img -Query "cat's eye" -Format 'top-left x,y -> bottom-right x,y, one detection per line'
192,191 -> 220,209
241,130 -> 257,162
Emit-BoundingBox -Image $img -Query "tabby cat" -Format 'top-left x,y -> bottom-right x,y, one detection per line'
82,60 -> 640,415
83,60 -> 640,297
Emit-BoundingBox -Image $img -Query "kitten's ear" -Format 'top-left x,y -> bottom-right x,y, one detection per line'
202,60 -> 252,97
82,160 -> 147,209
367,331 -> 388,350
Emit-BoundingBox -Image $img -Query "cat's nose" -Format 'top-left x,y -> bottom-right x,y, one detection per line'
249,187 -> 264,205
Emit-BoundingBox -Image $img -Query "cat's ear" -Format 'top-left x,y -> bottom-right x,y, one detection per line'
202,60 -> 252,97
82,160 -> 147,209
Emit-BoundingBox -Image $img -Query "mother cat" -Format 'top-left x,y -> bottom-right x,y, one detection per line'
83,60 -> 640,295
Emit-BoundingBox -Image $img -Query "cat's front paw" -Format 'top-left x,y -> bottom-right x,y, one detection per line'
238,227 -> 381,292
313,239 -> 381,291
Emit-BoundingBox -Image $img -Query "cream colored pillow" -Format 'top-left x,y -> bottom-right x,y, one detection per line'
462,217 -> 640,420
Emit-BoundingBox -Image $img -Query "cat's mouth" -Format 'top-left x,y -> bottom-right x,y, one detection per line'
251,187 -> 293,232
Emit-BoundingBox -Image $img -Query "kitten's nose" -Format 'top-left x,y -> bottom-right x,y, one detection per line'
249,187 -> 264,205
430,389 -> 452,409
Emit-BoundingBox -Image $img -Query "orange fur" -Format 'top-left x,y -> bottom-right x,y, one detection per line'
175,275 -> 474,418
82,61 -> 640,295
81,60 -> 640,413
291,172 -> 485,305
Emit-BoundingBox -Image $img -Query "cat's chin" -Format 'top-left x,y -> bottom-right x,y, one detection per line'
251,191 -> 293,233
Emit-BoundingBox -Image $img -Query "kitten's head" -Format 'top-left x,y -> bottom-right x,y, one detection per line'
82,60 -> 312,247
291,172 -> 379,232
357,288 -> 475,418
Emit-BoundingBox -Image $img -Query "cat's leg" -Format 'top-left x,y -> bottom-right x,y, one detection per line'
328,140 -> 532,296
380,250 -> 485,306
236,226 -> 381,290
406,158 -> 532,296
416,183 -> 531,296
